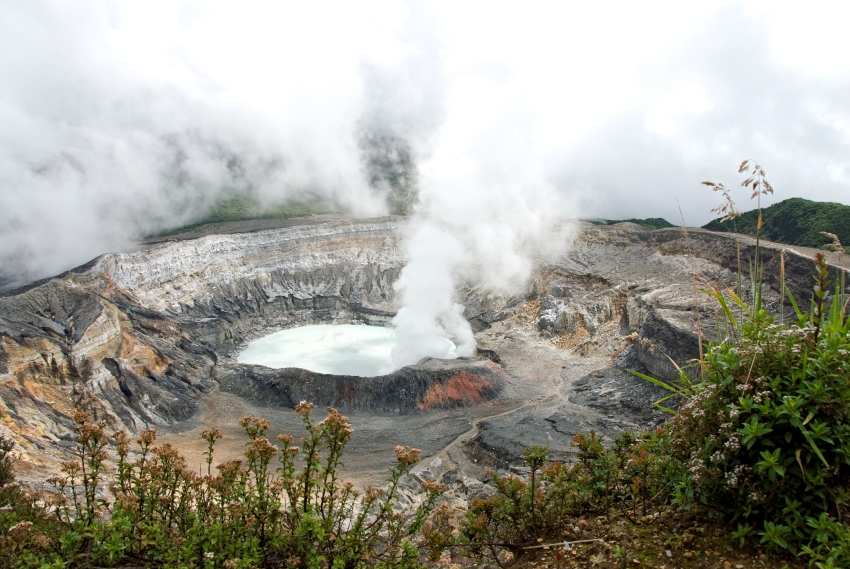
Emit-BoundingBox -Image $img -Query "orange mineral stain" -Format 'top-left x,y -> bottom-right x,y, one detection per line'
417,372 -> 492,410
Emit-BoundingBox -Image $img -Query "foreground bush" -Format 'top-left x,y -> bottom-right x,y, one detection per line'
670,253 -> 850,564
0,403 -> 444,569
447,430 -> 679,566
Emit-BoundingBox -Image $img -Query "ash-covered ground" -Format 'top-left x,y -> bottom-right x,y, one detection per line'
0,214 -> 840,494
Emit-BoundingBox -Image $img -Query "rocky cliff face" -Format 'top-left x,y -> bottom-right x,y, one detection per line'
0,215 -> 845,480
0,218 -> 403,474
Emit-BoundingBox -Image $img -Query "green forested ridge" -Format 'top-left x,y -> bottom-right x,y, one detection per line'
153,195 -> 333,237
702,197 -> 849,250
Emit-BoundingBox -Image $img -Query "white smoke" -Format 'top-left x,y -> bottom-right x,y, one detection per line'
391,223 -> 474,365
390,117 -> 577,367
0,2 -> 399,287
3,0 -> 849,338
388,3 -> 850,368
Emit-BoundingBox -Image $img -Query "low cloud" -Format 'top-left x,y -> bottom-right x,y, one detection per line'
1,2 -> 848,324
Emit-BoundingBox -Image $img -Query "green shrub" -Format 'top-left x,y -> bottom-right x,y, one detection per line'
454,430 -> 676,565
459,445 -> 566,556
0,436 -> 14,491
1,435 -> 59,569
2,403 -> 444,568
669,252 -> 850,563
573,429 -> 678,522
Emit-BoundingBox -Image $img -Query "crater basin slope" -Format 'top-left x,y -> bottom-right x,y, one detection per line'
0,215 -> 844,483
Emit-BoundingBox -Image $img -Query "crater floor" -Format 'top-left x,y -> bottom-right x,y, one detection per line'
156,314 -> 632,488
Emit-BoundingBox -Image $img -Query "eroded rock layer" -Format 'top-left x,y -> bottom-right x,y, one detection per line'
1,215 -> 844,479
217,357 -> 506,413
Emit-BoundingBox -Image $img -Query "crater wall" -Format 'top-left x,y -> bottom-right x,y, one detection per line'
1,216 -> 845,479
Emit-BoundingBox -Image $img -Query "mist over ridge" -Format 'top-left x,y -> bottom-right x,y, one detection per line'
2,2 -> 850,361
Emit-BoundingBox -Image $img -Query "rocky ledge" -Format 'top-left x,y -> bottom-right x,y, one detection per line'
217,357 -> 506,413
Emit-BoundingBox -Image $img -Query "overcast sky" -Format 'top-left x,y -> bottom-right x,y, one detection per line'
2,1 -> 849,285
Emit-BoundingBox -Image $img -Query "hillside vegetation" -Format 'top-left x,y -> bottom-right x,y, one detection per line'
153,195 -> 334,237
702,197 -> 850,250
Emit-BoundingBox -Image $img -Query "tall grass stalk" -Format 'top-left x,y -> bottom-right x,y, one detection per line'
676,199 -> 704,372
701,180 -> 744,320
780,249 -> 785,325
822,231 -> 847,318
739,159 -> 773,312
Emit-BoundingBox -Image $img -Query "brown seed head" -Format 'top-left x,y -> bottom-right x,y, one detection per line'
137,429 -> 157,447
821,231 -> 844,254
72,409 -> 90,425
77,421 -> 107,445
421,478 -> 447,494
319,407 -> 354,439
60,460 -> 81,476
245,437 -> 278,460
217,459 -> 245,480
153,443 -> 183,464
31,533 -> 52,549
295,401 -> 314,418
239,416 -> 271,439
394,445 -> 421,465
201,428 -> 222,444
113,431 -> 130,455
8,521 -> 33,539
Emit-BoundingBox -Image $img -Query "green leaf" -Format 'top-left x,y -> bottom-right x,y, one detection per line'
801,429 -> 830,468
740,418 -> 773,449
785,286 -> 804,321
628,369 -> 682,395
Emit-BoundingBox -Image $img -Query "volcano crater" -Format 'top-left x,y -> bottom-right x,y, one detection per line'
0,214 -> 833,484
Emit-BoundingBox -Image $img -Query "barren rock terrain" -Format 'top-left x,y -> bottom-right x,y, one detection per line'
0,215 -> 844,490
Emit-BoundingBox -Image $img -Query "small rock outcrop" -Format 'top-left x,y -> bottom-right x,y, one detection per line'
216,357 -> 506,413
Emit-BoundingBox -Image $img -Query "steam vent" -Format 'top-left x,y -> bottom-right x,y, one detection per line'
0,215 -> 836,484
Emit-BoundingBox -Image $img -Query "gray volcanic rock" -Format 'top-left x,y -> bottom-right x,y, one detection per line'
216,357 -> 506,413
568,367 -> 671,422
1,215 -> 847,482
0,218 -> 407,475
0,279 -> 208,432
462,365 -> 671,471
522,223 -> 839,382
465,410 -> 637,469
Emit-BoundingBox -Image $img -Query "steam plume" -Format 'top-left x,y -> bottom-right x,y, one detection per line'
390,131 -> 576,367
2,1 -> 849,329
